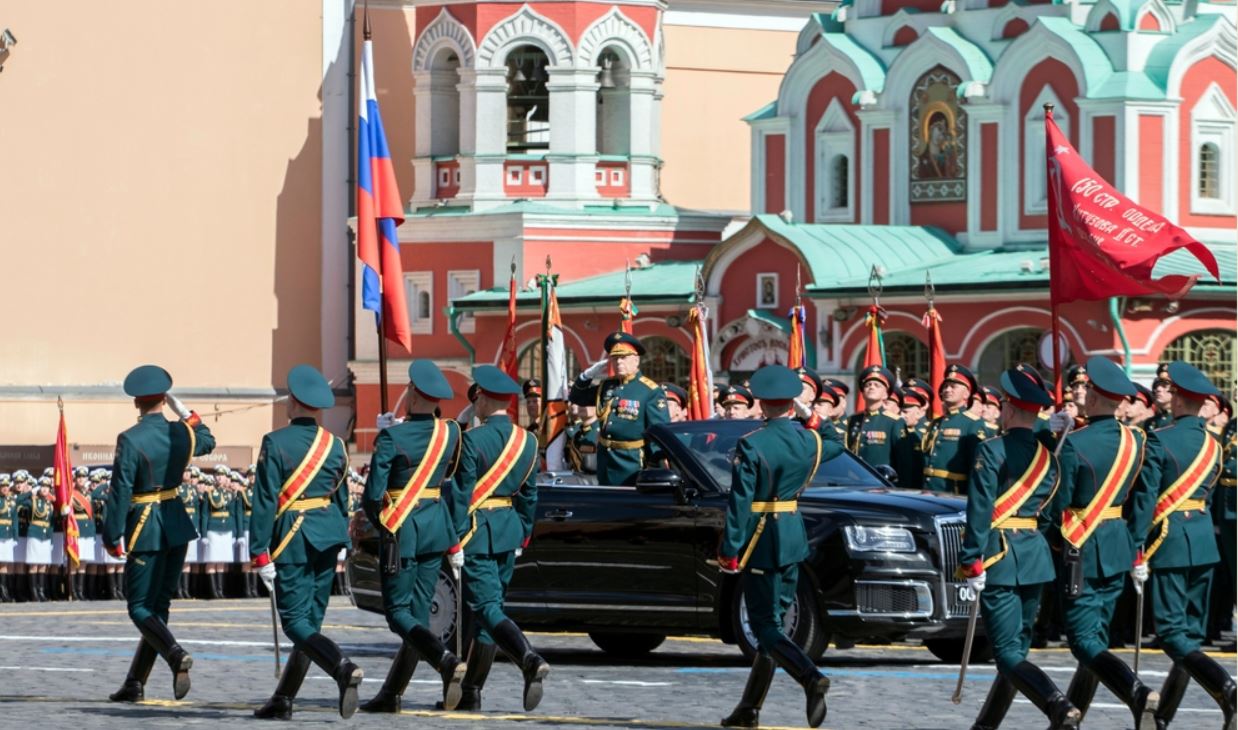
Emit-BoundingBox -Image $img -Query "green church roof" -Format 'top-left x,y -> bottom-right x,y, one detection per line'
454,259 -> 702,310
1145,14 -> 1226,91
1034,17 -> 1115,95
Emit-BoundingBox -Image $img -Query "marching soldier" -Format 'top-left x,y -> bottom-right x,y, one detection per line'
1140,361 -> 1234,729
718,384 -> 754,420
922,364 -> 991,494
846,366 -> 907,475
570,332 -> 670,486
249,365 -> 363,720
445,365 -> 547,712
104,365 -> 215,703
0,474 -> 14,602
958,364 -> 1080,730
1148,364 -> 1175,431
359,360 -> 467,714
718,364 -> 833,729
1053,357 -> 1159,729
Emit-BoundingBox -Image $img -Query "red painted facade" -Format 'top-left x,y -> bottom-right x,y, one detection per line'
980,122 -> 998,231
1139,114 -> 1166,212
763,134 -> 785,213
1092,116 -> 1116,183
872,128 -> 890,225
803,72 -> 860,224
1019,58 -> 1079,230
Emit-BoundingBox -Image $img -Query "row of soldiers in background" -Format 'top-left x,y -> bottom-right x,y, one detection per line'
0,462 -> 368,602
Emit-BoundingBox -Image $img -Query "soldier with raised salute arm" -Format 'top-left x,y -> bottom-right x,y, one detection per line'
1139,361 -> 1234,730
104,365 -> 215,703
444,365 -> 547,712
718,364 -> 836,729
359,360 -> 468,714
249,365 -> 363,720
957,365 -> 1080,730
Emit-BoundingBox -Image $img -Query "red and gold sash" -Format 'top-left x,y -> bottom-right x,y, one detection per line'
72,491 -> 93,520
468,427 -> 531,514
982,442 -> 1052,569
1146,433 -> 1220,559
379,419 -> 451,532
276,427 -> 335,518
1061,425 -> 1139,548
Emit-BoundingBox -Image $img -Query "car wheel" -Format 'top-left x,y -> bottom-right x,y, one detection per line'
430,568 -> 462,646
730,578 -> 827,662
924,636 -> 993,664
588,632 -> 667,659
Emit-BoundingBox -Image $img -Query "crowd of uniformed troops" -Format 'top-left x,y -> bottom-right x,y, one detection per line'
36,325 -> 1234,730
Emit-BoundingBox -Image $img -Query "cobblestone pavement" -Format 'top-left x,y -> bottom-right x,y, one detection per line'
0,598 -> 1228,729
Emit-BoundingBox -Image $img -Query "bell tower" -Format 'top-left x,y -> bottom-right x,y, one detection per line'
408,2 -> 665,212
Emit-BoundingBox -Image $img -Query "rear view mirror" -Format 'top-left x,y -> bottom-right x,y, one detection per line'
635,468 -> 682,494
873,464 -> 898,485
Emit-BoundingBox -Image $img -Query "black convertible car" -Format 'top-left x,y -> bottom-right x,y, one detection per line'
348,420 -> 983,662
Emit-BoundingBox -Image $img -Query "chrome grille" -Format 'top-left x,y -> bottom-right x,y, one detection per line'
857,582 -> 923,615
936,516 -> 969,618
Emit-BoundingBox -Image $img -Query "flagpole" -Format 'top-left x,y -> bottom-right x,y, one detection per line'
538,256 -> 552,444
361,3 -> 392,416
1045,102 -> 1064,404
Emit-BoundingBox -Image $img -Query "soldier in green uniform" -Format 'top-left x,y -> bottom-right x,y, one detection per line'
570,332 -> 670,486
232,469 -> 257,598
175,470 -> 200,599
0,474 -> 15,602
718,364 -> 832,729
70,466 -> 96,601
522,378 -> 543,433
980,386 -> 1002,433
922,364 -> 990,494
104,365 -> 215,703
18,477 -> 54,601
203,466 -> 234,599
445,365 -> 547,712
1053,357 -> 1160,729
1140,361 -> 1234,729
662,383 -> 688,423
846,366 -> 907,476
1213,399 -> 1236,653
812,379 -> 848,443
1147,364 -> 1175,431
246,365 -> 361,719
718,384 -> 754,420
92,469 -> 124,600
958,364 -> 1080,730
566,384 -> 600,473
359,360 -> 467,714
897,380 -> 932,489
791,368 -> 844,447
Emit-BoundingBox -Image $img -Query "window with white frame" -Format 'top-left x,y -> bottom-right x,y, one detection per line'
507,166 -> 524,185
447,269 -> 480,333
404,272 -> 433,335
1190,83 -> 1236,216
1023,87 -> 1068,215
814,98 -> 855,222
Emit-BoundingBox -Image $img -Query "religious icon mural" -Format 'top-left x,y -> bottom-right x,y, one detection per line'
909,66 -> 967,202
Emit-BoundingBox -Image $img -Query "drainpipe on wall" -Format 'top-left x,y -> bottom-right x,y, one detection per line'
447,304 -> 476,364
1110,297 -> 1132,377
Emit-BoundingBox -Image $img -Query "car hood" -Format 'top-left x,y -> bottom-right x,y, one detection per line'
797,486 -> 965,526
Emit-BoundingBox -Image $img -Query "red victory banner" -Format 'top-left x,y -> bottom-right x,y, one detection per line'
499,260 -> 520,420
53,399 -> 80,568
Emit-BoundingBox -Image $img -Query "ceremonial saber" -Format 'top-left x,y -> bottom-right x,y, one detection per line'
454,565 -> 464,658
1133,579 -> 1144,674
952,592 -> 981,704
269,587 -> 282,679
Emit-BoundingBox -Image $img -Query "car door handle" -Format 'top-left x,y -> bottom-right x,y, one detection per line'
546,509 -> 573,521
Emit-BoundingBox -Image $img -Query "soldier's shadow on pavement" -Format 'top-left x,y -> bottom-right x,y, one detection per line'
85,705 -> 236,720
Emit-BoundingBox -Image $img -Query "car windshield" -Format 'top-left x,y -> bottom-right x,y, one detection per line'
653,420 -> 884,492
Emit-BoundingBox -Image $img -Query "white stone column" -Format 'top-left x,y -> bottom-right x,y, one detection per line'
545,67 -> 601,204
409,70 -> 437,209
457,68 -> 509,210
627,70 -> 660,204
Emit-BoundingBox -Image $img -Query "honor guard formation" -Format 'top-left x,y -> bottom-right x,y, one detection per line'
2,343 -> 1233,730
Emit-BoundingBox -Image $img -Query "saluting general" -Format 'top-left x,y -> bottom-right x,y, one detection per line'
718,364 -> 835,729
249,365 -> 363,720
570,332 -> 670,485
956,365 -> 1079,730
1139,361 -> 1234,729
103,365 -> 215,703
445,365 -> 547,712
360,360 -> 467,714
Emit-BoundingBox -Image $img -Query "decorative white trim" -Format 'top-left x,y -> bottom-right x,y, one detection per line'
1136,0 -> 1175,34
1023,87 -> 1069,216
413,8 -> 476,71
880,9 -> 947,48
989,3 -> 1035,41
578,8 -> 654,71
1085,0 -> 1125,32
814,98 -> 855,223
404,271 -> 434,335
1165,16 -> 1238,100
476,4 -> 574,69
446,269 -> 481,333
1190,83 -> 1237,216
749,116 -> 790,214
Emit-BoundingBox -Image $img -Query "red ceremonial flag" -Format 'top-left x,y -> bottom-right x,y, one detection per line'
923,305 -> 945,419
787,305 -> 806,370
686,304 -> 714,421
1045,112 -> 1220,305
619,297 -> 637,335
499,270 -> 520,420
53,403 -> 80,569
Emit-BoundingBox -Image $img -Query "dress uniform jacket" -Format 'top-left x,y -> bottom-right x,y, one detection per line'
921,408 -> 990,493
1141,416 -> 1222,570
576,373 -> 670,486
1148,409 -> 1174,431
1215,421 -> 1237,596
447,415 -> 539,556
73,490 -> 96,540
0,493 -> 15,540
896,420 -> 928,489
204,487 -> 233,533
364,414 -> 462,558
566,420 -> 599,473
845,409 -> 906,470
18,492 -> 53,540
103,414 -> 216,553
249,418 -> 351,565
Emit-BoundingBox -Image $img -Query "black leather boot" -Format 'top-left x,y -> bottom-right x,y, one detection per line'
407,625 -> 467,711
300,633 -> 363,718
137,615 -> 193,700
1005,660 -> 1080,729
971,674 -> 1016,730
210,572 -> 224,599
1182,650 -> 1236,730
0,574 -> 10,603
109,640 -> 158,702
254,649 -> 311,720
491,619 -> 550,711
768,636 -> 830,728
246,572 -> 258,598
442,640 -> 497,711
721,653 -> 776,728
1088,650 -> 1160,730
360,641 -> 418,713
112,572 -> 125,600
74,573 -> 85,601
1155,662 -> 1191,730
30,573 -> 45,602
1066,665 -> 1099,720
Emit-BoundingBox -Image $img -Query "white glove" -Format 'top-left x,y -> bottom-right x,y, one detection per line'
165,394 -> 191,420
448,550 -> 464,571
1131,561 -> 1149,592
793,399 -> 812,419
514,548 -> 524,558
257,562 -> 277,592
581,358 -> 609,382
455,404 -> 475,426
1049,410 -> 1073,434
964,571 -> 986,599
376,412 -> 400,431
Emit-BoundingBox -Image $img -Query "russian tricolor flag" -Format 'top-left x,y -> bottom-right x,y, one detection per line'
357,34 -> 412,351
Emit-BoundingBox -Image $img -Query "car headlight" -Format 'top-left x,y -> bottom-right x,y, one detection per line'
843,525 -> 917,553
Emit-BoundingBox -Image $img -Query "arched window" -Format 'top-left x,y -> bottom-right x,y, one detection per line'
1161,329 -> 1237,394
830,155 -> 849,209
640,336 -> 689,387
596,47 -> 631,156
429,48 -> 461,157
977,328 -> 1050,388
815,98 -> 855,223
417,291 -> 431,320
1199,142 -> 1220,200
853,332 -> 929,384
506,45 -> 551,152
517,341 -> 580,387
